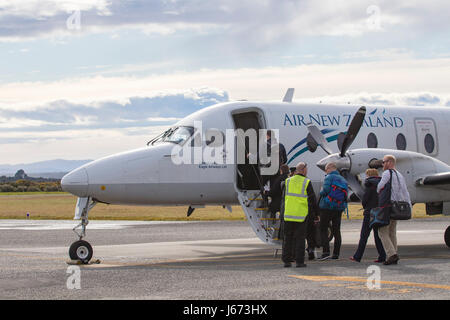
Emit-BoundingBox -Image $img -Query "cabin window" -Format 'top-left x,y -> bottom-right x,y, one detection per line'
367,133 -> 378,148
424,133 -> 435,153
396,133 -> 407,150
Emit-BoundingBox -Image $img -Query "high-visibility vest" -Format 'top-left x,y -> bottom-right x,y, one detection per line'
284,175 -> 310,223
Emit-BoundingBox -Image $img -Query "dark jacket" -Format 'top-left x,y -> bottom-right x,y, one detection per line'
362,176 -> 381,215
267,172 -> 289,214
280,174 -> 319,220
279,143 -> 287,165
266,139 -> 287,166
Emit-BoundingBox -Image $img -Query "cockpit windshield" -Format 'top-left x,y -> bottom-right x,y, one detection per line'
148,126 -> 194,146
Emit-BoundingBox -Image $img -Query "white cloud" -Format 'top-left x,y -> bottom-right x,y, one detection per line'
147,117 -> 181,122
0,86 -> 229,164
341,48 -> 413,60
0,117 -> 56,129
1,58 -> 450,163
0,126 -> 168,164
297,92 -> 450,107
0,0 -> 111,18
1,0 -> 449,44
1,58 -> 450,111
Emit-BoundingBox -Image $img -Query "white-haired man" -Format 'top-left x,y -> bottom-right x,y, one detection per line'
377,155 -> 411,265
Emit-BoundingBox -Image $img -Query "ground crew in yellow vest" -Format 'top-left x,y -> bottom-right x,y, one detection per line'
281,162 -> 320,267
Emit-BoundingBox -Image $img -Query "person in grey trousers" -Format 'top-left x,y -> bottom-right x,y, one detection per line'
377,155 -> 411,265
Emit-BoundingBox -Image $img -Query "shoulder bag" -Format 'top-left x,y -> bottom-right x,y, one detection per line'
389,170 -> 412,220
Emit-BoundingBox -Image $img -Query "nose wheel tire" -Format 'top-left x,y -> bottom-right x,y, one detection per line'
445,226 -> 450,248
69,240 -> 93,264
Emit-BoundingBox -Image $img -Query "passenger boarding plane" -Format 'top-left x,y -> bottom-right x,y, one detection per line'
61,89 -> 450,263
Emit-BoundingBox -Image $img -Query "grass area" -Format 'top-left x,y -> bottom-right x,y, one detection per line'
0,193 -> 245,220
0,192 -> 433,221
0,192 -> 68,196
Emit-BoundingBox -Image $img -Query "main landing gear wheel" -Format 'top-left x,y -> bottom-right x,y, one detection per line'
445,226 -> 450,248
69,240 -> 93,264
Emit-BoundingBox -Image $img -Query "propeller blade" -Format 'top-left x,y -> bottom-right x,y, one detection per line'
306,133 -> 318,152
306,125 -> 333,155
340,170 -> 364,200
339,106 -> 366,157
337,132 -> 346,152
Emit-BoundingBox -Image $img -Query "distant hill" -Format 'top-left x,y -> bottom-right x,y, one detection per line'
0,159 -> 93,177
27,172 -> 71,180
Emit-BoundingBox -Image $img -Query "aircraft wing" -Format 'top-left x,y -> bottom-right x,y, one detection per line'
416,172 -> 450,190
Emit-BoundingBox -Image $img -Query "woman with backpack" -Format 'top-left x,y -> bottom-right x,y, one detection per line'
350,169 -> 386,263
318,162 -> 348,260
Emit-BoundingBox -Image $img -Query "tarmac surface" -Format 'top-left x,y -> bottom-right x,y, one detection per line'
0,217 -> 449,300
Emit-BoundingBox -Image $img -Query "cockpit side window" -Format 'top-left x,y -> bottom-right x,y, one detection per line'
190,131 -> 202,147
149,126 -> 194,145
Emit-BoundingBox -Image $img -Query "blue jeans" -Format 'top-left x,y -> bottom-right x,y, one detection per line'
353,213 -> 386,261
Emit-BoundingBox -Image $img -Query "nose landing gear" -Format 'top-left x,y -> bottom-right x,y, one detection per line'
69,197 -> 97,264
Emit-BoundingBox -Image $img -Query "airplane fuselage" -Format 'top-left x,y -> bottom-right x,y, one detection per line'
61,101 -> 450,206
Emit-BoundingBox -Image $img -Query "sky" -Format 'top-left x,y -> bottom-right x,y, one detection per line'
1,0 -> 450,164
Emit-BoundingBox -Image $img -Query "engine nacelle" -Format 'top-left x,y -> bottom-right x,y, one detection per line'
346,148 -> 450,203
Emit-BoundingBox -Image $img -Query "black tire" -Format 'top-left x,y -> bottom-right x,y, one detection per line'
69,240 -> 93,264
445,226 -> 450,248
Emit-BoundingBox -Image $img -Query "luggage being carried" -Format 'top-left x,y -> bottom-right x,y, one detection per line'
321,176 -> 348,211
369,206 -> 390,229
390,201 -> 411,220
313,219 -> 333,247
389,170 -> 411,220
327,183 -> 347,205
369,169 -> 392,229
369,169 -> 411,228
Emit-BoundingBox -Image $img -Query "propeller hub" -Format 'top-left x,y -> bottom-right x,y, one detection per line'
316,153 -> 351,172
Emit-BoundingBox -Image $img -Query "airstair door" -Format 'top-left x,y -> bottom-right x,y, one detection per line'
232,110 -> 264,191
231,109 -> 281,245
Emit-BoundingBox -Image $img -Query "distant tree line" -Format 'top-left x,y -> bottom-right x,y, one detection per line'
0,170 -> 62,192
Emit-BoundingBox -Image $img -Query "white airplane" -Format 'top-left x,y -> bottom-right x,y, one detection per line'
61,89 -> 450,263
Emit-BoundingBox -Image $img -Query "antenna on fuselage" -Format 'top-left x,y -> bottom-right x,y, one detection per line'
282,88 -> 295,102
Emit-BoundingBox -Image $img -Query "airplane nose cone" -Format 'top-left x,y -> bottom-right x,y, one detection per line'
316,153 -> 351,172
61,168 -> 89,197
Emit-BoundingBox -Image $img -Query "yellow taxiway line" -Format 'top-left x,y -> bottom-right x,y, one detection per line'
289,275 -> 450,291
